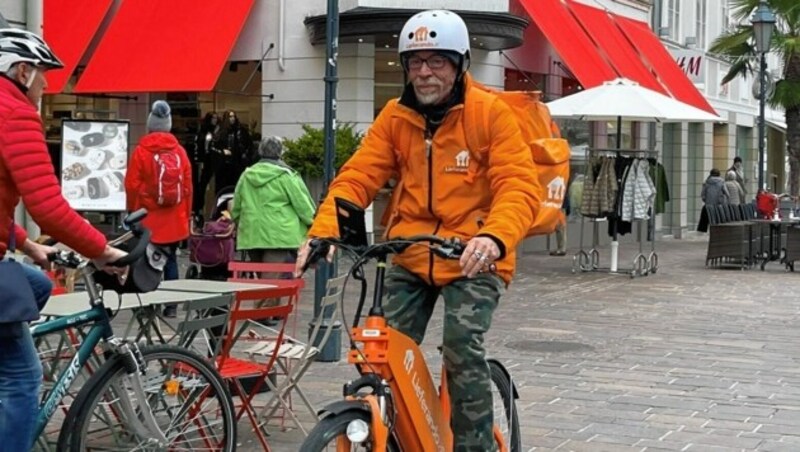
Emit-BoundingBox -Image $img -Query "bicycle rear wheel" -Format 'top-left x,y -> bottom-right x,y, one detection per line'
490,360 -> 521,452
58,344 -> 236,451
300,410 -> 401,451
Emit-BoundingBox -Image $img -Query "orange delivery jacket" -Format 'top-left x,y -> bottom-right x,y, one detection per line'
308,73 -> 540,286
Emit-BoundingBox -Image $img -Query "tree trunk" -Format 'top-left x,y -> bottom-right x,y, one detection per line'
787,106 -> 800,196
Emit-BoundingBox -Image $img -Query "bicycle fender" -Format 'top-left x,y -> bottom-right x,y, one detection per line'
317,399 -> 372,418
488,358 -> 519,399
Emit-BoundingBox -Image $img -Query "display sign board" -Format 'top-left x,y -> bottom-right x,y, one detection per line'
60,120 -> 129,212
672,49 -> 705,84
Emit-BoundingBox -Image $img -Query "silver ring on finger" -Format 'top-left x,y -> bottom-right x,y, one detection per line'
473,251 -> 483,260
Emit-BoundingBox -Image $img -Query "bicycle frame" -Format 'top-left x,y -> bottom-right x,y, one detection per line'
31,302 -> 113,438
340,252 -> 509,452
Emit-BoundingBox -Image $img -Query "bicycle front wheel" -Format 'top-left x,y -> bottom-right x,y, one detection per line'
490,360 -> 521,452
59,344 -> 236,451
300,410 -> 401,451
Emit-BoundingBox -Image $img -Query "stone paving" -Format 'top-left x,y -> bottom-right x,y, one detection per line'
42,234 -> 800,451
250,235 -> 800,451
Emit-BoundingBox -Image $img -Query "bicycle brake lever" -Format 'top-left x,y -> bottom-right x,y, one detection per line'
301,240 -> 330,273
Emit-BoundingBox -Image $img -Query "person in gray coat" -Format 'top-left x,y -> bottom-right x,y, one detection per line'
697,168 -> 730,232
724,170 -> 745,206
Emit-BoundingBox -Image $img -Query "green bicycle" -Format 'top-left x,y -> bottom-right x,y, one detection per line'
32,210 -> 236,451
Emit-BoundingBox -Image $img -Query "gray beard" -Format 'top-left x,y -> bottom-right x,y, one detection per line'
415,91 -> 441,105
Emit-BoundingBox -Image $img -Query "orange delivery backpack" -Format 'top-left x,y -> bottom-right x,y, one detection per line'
463,83 -> 570,236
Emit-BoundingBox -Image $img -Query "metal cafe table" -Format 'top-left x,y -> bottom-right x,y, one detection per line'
39,289 -> 226,344
750,218 -> 800,270
157,279 -> 277,299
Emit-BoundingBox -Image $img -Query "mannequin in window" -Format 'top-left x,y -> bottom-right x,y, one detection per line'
193,112 -> 221,217
215,110 -> 252,192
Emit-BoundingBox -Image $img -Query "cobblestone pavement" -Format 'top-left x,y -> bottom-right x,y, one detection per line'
73,235 -> 800,451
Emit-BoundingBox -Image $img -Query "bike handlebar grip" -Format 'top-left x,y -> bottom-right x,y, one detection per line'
302,239 -> 329,273
108,228 -> 151,267
46,251 -> 61,262
123,208 -> 148,228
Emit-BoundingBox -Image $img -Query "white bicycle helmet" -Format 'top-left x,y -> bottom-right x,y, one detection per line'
398,10 -> 470,72
0,28 -> 63,73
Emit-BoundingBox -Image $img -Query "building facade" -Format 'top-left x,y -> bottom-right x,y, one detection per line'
4,0 -> 784,247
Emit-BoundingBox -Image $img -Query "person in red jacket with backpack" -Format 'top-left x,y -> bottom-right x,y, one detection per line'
125,100 -> 192,316
0,28 -> 126,449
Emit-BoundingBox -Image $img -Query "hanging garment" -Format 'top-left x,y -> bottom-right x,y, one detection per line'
621,159 -> 657,221
597,157 -> 618,216
580,157 -> 601,217
568,174 -> 585,217
648,160 -> 670,214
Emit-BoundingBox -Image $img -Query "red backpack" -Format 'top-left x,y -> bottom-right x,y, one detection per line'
152,150 -> 183,207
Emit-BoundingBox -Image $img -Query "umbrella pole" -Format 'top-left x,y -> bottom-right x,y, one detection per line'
610,116 -> 622,272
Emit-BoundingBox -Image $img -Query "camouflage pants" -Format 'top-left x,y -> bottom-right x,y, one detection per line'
384,266 -> 504,452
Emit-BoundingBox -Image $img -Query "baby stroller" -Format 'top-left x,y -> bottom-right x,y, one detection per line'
186,186 -> 237,280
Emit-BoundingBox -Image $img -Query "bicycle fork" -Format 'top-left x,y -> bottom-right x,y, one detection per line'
335,373 -> 392,451
108,339 -> 170,447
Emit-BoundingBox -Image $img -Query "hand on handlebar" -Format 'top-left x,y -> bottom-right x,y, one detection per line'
459,236 -> 500,278
21,239 -> 58,269
294,238 -> 336,277
92,245 -> 129,275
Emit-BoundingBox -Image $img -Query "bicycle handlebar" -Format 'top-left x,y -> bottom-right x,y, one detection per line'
303,234 -> 466,273
47,208 -> 150,269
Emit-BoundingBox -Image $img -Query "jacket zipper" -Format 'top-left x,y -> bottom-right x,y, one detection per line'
429,220 -> 442,286
425,129 -> 434,216
425,128 -> 438,286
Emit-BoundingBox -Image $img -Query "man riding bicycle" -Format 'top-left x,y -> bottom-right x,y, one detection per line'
0,28 -> 125,449
295,10 -> 539,450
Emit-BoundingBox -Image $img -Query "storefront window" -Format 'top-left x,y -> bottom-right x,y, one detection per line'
695,0 -> 707,49
374,49 -> 404,118
668,0 -> 681,41
504,68 -> 545,92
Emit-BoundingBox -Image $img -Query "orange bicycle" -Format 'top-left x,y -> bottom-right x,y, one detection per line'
299,202 -> 520,451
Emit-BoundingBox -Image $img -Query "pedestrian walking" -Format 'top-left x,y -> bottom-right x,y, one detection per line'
124,100 -> 193,317
232,136 -> 315,274
697,168 -> 729,232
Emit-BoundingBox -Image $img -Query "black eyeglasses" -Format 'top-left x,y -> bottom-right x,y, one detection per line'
406,54 -> 449,71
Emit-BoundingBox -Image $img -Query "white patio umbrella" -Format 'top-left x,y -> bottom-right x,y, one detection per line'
546,78 -> 720,272
546,77 -> 721,123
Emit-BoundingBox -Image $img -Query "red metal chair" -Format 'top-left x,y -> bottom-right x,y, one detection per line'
215,284 -> 299,450
227,261 -> 305,432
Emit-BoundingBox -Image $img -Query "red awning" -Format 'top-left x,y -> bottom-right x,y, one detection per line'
517,0 -> 618,89
43,0 -> 113,94
74,0 -> 255,93
615,16 -> 716,114
566,1 -> 667,95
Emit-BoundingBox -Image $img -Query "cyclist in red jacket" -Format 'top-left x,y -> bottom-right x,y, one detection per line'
0,29 -> 125,449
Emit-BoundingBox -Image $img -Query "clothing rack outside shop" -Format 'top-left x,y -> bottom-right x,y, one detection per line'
573,147 -> 661,278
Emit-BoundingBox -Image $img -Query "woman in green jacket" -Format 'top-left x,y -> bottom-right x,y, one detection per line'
232,136 -> 316,270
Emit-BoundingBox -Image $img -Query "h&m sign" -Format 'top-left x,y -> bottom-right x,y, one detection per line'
671,49 -> 705,84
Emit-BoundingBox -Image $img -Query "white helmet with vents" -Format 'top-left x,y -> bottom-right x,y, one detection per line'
398,10 -> 470,71
0,28 -> 63,73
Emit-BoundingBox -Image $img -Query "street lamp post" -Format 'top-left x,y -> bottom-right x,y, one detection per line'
751,0 -> 775,191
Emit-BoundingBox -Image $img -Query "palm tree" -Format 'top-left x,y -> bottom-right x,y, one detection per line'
710,0 -> 800,195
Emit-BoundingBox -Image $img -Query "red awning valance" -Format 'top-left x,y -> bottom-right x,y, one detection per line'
43,0 -> 113,94
615,16 -> 716,114
567,1 -> 667,95
517,0 -> 618,89
74,0 -> 255,93
519,0 -> 716,115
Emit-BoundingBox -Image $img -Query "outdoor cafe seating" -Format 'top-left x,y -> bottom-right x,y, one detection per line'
705,200 -> 800,271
